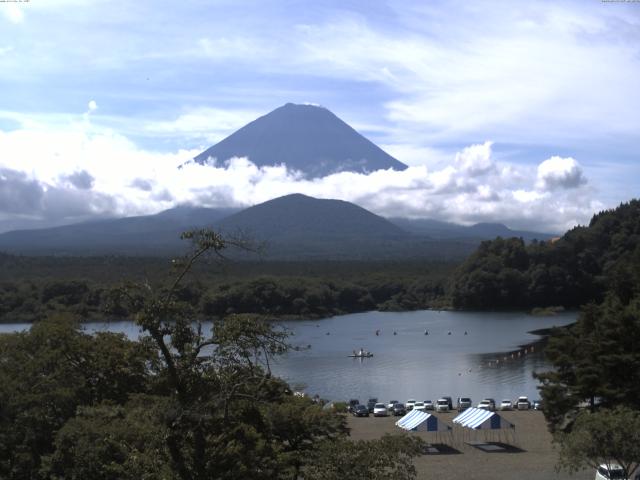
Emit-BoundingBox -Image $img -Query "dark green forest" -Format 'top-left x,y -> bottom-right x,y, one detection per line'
0,257 -> 452,323
450,200 -> 640,309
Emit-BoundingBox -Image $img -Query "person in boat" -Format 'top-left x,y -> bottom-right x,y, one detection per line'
353,350 -> 357,356
375,329 -> 380,336
424,329 -> 429,335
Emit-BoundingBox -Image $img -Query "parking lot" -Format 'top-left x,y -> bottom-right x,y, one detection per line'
347,409 -> 593,480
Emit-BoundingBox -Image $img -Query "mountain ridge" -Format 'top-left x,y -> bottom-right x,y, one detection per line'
0,194 -> 555,259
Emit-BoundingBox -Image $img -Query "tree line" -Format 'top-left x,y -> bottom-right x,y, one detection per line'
0,270 -> 450,324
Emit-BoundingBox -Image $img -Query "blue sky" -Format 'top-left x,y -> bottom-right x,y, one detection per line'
0,0 -> 638,233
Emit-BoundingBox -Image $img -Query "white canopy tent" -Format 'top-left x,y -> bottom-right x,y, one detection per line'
452,407 -> 517,445
395,409 -> 453,444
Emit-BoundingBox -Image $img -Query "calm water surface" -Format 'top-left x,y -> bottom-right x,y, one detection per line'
0,310 -> 575,405
272,310 -> 576,404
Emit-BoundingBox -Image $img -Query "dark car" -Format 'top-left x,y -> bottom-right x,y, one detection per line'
347,399 -> 360,413
392,403 -> 407,416
353,404 -> 369,417
457,397 -> 472,411
367,398 -> 378,413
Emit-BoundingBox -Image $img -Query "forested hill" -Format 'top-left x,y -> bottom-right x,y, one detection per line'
450,199 -> 640,309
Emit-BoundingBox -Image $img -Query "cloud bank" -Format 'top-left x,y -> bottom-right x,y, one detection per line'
0,115 -> 602,234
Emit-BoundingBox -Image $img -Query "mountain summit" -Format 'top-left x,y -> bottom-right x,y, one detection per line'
193,103 -> 408,177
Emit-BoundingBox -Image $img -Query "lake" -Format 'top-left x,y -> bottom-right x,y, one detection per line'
0,309 -> 576,405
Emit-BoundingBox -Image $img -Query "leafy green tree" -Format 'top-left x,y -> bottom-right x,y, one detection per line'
304,434 -> 423,480
536,294 -> 640,431
556,407 -> 640,478
0,314 -> 152,479
264,396 -> 347,478
113,230 -> 349,479
42,396 -> 174,480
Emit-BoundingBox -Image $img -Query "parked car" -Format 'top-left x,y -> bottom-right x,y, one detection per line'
373,403 -> 388,417
353,404 -> 369,417
441,396 -> 453,410
367,398 -> 378,413
423,400 -> 434,410
499,399 -> 513,411
392,403 -> 407,416
595,463 -> 628,479
347,399 -> 360,413
477,399 -> 495,411
516,396 -> 531,410
387,400 -> 399,410
532,399 -> 543,410
457,397 -> 472,411
435,398 -> 450,412
413,401 -> 426,412
406,399 -> 417,411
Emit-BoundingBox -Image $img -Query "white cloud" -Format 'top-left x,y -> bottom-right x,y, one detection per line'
454,141 -> 495,176
0,118 -> 600,234
291,6 -> 640,145
536,156 -> 587,191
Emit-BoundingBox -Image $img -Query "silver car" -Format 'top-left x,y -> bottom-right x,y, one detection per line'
477,399 -> 495,411
373,403 -> 388,417
413,401 -> 426,412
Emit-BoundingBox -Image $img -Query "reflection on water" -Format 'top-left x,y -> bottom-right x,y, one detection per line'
0,309 -> 575,404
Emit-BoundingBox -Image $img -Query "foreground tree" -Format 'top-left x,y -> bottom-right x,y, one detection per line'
42,396 -> 173,480
556,407 -> 640,478
304,435 -> 423,480
535,293 -> 640,431
0,315 -> 152,479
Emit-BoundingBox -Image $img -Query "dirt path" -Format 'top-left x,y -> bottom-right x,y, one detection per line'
347,410 -> 592,480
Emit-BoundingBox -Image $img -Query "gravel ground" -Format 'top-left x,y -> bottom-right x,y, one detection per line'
347,409 -> 593,480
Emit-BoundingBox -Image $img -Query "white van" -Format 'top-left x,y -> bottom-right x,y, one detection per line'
435,398 -> 450,412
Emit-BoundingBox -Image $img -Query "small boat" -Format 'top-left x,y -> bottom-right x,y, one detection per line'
349,349 -> 373,358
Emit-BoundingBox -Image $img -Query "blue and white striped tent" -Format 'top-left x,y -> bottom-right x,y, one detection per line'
452,407 -> 514,430
395,409 -> 452,432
